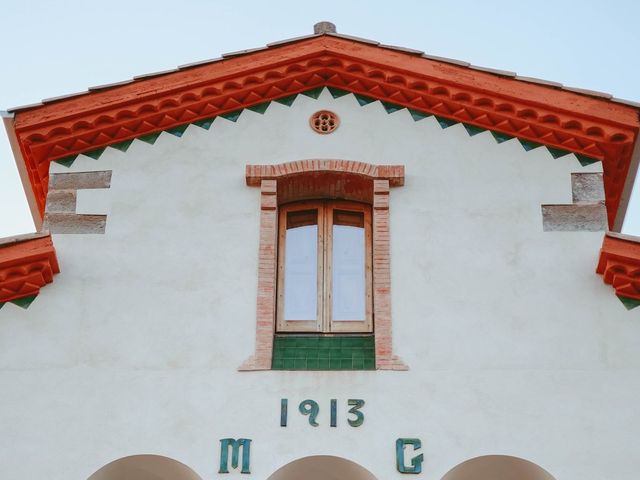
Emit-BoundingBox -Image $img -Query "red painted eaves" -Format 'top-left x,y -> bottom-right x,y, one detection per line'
597,233 -> 640,303
0,234 -> 60,304
7,35 -> 640,229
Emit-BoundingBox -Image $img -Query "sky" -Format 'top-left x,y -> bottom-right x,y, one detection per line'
1,0 -> 639,237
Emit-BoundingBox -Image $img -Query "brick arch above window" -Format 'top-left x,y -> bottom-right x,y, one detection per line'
240,159 -> 407,371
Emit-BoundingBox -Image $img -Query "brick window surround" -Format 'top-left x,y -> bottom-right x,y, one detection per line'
240,159 -> 407,371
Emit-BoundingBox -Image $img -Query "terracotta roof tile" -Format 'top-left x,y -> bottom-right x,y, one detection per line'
514,75 -> 563,88
421,53 -> 470,67
266,34 -> 320,47
88,79 -> 135,91
222,46 -> 270,58
379,44 -> 424,55
133,68 -> 180,80
41,91 -> 89,104
469,65 -> 517,78
326,32 -> 380,45
562,86 -> 613,99
177,57 -> 224,70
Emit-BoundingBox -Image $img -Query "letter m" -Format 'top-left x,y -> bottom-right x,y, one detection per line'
219,438 -> 252,474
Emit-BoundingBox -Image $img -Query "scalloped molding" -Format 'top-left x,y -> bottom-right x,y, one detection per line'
0,234 -> 59,307
596,234 -> 640,309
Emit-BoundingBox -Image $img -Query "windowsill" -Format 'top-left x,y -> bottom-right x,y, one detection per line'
271,334 -> 375,370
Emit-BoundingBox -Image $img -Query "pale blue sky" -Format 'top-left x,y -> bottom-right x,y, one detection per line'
1,0 -> 639,237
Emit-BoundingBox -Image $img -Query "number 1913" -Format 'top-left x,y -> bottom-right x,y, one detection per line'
280,399 -> 365,428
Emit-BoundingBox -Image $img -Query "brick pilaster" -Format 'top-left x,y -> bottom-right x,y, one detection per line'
373,179 -> 407,370
239,179 -> 278,370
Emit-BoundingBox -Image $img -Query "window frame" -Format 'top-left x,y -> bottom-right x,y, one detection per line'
276,200 -> 373,334
240,159 -> 407,371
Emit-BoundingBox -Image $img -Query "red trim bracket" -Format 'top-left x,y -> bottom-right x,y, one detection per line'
0,234 -> 60,303
596,234 -> 640,302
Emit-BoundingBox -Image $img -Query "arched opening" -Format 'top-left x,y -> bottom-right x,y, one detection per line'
267,455 -> 378,480
87,454 -> 202,480
441,455 -> 556,480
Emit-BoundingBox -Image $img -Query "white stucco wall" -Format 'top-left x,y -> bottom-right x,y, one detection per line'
0,89 -> 638,480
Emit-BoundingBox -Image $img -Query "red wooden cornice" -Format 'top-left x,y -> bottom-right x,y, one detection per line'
596,234 -> 640,305
0,234 -> 59,304
9,35 -> 640,228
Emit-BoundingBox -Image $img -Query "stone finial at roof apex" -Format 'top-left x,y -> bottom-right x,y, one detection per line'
314,21 -> 336,34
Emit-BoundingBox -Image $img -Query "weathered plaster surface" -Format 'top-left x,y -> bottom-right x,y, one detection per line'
1,90 -> 636,480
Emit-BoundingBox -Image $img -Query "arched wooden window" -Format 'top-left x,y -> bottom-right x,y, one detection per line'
241,160 -> 407,371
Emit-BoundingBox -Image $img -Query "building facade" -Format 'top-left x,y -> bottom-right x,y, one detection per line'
1,22 -> 640,480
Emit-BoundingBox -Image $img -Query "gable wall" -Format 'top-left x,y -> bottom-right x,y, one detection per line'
0,89 -> 637,480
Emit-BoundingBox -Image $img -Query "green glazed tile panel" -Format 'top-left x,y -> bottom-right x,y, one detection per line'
272,335 -> 375,370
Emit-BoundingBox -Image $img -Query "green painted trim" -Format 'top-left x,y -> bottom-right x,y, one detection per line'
110,139 -> 134,152
518,138 -> 543,151
576,154 -> 600,167
301,87 -> 323,99
491,131 -> 514,144
272,335 -> 375,370
463,123 -> 486,136
10,295 -> 37,309
381,101 -> 404,114
274,94 -> 297,106
327,87 -> 350,98
435,116 -> 458,129
354,94 -> 376,106
247,102 -> 270,114
0,302 -> 4,310
54,155 -> 77,168
547,147 -> 572,159
408,109 -> 431,121
193,117 -> 215,130
220,110 -> 242,122
84,147 -> 106,160
617,295 -> 640,310
166,124 -> 189,137
138,132 -> 162,144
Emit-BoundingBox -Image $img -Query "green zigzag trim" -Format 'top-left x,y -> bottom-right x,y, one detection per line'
301,87 -> 323,99
381,101 -> 405,114
435,116 -> 458,129
193,117 -> 215,130
247,102 -> 270,114
84,147 -> 106,160
54,155 -> 77,168
274,94 -> 297,106
354,93 -> 376,106
518,138 -> 542,151
51,86 -> 601,171
327,87 -> 350,99
166,124 -> 189,137
10,295 -> 37,309
491,131 -> 514,144
463,123 -> 486,136
617,295 -> 640,310
408,109 -> 431,121
220,110 -> 242,122
547,147 -> 572,159
111,139 -> 133,152
138,132 -> 162,144
576,154 -> 599,167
